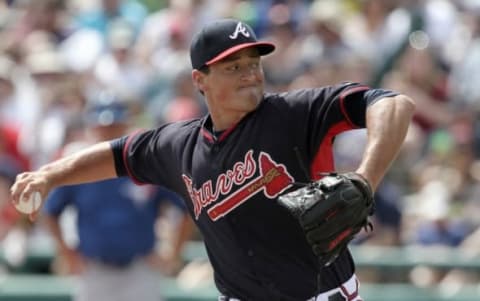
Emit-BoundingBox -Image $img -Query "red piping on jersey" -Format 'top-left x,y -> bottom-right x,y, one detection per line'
201,123 -> 239,143
122,129 -> 146,185
310,121 -> 352,180
339,86 -> 369,128
218,124 -> 238,141
201,128 -> 215,143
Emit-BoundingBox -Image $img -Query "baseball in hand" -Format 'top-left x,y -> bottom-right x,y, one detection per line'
15,191 -> 42,214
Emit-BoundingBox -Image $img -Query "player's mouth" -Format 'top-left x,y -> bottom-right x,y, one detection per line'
238,84 -> 259,91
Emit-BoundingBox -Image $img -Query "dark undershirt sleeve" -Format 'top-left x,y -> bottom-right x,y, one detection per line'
364,89 -> 399,106
342,88 -> 399,127
110,136 -> 128,177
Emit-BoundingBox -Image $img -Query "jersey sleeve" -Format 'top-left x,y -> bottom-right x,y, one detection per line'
285,82 -> 398,129
320,83 -> 398,128
110,129 -> 171,186
110,121 -> 197,189
276,82 -> 398,177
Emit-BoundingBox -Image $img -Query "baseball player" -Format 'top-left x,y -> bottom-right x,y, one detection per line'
11,19 -> 415,301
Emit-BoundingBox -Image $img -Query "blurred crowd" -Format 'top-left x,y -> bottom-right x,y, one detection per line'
1,0 -> 480,291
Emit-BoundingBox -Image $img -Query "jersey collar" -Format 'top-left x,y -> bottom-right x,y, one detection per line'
200,95 -> 267,144
200,115 -> 238,143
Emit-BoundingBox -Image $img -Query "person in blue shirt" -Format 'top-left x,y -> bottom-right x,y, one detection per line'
43,98 -> 192,301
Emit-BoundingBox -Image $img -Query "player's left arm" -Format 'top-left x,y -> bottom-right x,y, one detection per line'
356,94 -> 415,191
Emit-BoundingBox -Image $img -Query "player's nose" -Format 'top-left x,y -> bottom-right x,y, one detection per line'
240,67 -> 260,82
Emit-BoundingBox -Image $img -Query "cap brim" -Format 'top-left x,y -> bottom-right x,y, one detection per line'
205,42 -> 275,66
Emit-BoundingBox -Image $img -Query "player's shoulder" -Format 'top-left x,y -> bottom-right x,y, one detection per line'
159,118 -> 203,131
150,118 -> 202,134
262,89 -> 320,112
263,82 -> 369,104
134,118 -> 203,145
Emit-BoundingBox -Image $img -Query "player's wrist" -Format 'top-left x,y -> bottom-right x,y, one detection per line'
348,173 -> 372,194
37,166 -> 63,194
352,170 -> 377,192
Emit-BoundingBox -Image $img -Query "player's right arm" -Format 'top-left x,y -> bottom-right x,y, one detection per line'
10,142 -> 116,216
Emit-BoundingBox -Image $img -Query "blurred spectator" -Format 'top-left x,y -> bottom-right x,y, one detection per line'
0,54 -> 31,170
2,0 -> 71,68
42,98 -> 193,301
135,4 -> 192,73
73,0 -> 147,39
448,6 -> 480,111
303,0 -> 352,65
22,61 -> 84,166
369,182 -> 403,245
0,55 -> 14,113
261,4 -> 306,91
343,0 -> 412,70
0,121 -> 30,171
155,68 -> 204,124
411,180 -> 471,247
92,18 -> 153,101
134,1 -> 197,107
0,155 -> 32,269
0,156 -> 22,240
383,46 -> 453,134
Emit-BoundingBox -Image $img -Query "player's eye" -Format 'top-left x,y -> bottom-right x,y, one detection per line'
226,64 -> 240,72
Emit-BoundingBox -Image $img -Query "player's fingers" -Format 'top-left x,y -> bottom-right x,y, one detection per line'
13,173 -> 46,199
21,182 -> 36,203
10,173 -> 30,204
9,187 -> 19,205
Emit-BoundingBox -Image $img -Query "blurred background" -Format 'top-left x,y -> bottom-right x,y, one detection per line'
0,0 -> 480,300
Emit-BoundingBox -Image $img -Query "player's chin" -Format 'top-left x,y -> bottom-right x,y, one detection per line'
242,95 -> 262,110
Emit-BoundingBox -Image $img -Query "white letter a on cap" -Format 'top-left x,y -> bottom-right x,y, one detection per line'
229,22 -> 250,39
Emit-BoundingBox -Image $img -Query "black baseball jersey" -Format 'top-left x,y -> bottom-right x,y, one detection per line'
111,82 -> 397,300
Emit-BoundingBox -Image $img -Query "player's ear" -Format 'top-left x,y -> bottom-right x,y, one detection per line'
192,69 -> 207,93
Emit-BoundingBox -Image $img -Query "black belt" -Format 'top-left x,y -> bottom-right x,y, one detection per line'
218,296 -> 241,301
219,290 -> 352,301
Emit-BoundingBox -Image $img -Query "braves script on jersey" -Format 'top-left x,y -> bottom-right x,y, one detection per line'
183,150 -> 294,221
111,83 -> 397,300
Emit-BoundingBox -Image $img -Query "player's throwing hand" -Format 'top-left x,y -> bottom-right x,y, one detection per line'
10,171 -> 49,221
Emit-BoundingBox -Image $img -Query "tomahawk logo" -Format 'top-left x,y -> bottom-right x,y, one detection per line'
182,151 -> 294,221
229,22 -> 250,39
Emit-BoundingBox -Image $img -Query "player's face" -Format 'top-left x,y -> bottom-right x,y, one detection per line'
202,48 -> 265,114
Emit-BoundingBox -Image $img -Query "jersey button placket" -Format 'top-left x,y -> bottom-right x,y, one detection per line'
210,144 -> 221,169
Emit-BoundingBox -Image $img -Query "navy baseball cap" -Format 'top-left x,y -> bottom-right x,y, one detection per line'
190,19 -> 275,70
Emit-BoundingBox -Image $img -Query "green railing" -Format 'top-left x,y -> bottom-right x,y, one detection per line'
0,275 -> 478,301
1,241 -> 479,301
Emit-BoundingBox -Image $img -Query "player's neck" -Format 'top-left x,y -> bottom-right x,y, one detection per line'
209,110 -> 248,131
